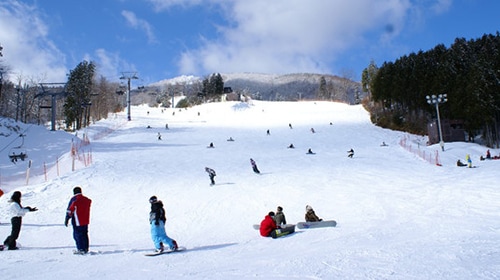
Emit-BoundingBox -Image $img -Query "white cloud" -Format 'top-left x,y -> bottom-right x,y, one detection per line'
121,10 -> 157,44
174,0 -> 413,75
0,1 -> 67,82
84,49 -> 136,81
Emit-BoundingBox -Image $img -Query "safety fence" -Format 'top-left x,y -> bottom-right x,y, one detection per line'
399,134 -> 442,166
0,134 -> 92,190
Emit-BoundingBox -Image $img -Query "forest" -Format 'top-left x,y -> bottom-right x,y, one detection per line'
362,32 -> 500,148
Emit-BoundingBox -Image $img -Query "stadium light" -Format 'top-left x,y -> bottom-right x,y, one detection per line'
426,94 -> 447,151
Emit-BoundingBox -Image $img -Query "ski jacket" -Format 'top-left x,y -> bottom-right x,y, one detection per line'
149,201 -> 167,225
305,210 -> 322,222
8,202 -> 30,218
66,194 -> 92,226
259,215 -> 277,237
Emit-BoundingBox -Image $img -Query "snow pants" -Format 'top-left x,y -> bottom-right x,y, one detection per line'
4,217 -> 22,249
150,221 -> 175,250
73,225 -> 89,252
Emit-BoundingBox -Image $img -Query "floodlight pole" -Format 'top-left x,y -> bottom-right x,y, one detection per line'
426,94 -> 447,151
120,72 -> 138,121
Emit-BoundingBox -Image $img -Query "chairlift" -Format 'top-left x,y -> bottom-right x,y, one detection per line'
8,134 -> 28,163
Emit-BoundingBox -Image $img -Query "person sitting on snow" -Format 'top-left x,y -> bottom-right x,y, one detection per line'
259,211 -> 278,238
274,206 -> 287,227
305,205 -> 322,222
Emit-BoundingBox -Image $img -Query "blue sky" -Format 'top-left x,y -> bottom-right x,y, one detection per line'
0,0 -> 499,85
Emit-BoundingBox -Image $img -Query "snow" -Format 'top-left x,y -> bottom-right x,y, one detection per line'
0,101 -> 498,280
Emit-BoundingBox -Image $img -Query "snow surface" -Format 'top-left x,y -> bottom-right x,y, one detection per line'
0,101 -> 498,280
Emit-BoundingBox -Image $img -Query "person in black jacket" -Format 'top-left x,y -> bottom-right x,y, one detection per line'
149,196 -> 177,253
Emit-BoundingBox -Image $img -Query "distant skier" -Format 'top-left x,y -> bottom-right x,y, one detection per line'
288,143 -> 295,149
259,211 -> 278,238
305,205 -> 322,222
250,158 -> 260,174
347,149 -> 354,158
310,128 -> 315,133
227,137 -> 234,142
207,142 -> 214,148
466,154 -> 472,168
205,167 -> 216,185
1,191 -> 38,251
289,123 -> 293,129
157,133 -> 162,140
266,129 -> 270,135
275,206 -> 287,227
148,196 -> 177,253
307,148 -> 315,154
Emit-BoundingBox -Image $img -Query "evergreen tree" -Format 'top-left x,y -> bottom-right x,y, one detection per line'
64,61 -> 95,130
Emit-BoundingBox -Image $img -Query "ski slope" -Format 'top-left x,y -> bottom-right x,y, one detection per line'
0,101 -> 498,279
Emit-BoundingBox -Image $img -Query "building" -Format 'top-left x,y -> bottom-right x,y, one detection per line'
427,119 -> 465,145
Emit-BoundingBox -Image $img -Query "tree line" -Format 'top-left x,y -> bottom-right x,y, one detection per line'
362,32 -> 500,148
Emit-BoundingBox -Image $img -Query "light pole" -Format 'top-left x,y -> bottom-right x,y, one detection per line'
120,72 -> 138,121
426,94 -> 447,151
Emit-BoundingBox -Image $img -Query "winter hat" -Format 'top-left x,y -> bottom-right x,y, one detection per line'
73,186 -> 82,194
149,196 -> 158,203
9,191 -> 21,203
277,206 -> 283,212
268,211 -> 275,217
306,205 -> 313,211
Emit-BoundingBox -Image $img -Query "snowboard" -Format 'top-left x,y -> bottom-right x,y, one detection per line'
252,224 -> 294,230
296,220 -> 337,229
144,246 -> 186,256
271,225 -> 295,238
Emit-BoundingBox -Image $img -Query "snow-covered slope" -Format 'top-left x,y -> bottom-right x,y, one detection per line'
0,101 -> 498,280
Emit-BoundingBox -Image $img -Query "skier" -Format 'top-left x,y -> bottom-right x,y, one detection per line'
1,191 -> 37,251
149,196 -> 177,253
65,186 -> 92,254
347,148 -> 354,158
274,206 -> 287,227
205,167 -> 216,185
157,132 -> 162,140
207,142 -> 214,148
259,211 -> 278,238
250,158 -> 260,174
288,143 -> 295,149
307,148 -> 315,154
305,205 -> 322,222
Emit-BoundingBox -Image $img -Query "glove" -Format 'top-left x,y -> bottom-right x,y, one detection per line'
30,207 -> 38,212
64,216 -> 70,227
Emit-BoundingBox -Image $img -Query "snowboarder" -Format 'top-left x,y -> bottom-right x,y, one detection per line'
250,158 -> 260,174
207,142 -> 214,148
457,159 -> 467,167
227,137 -> 234,142
266,129 -> 270,135
347,149 -> 354,158
275,206 -> 287,227
466,154 -> 472,168
305,205 -> 322,222
311,128 -> 315,133
157,133 -> 162,140
307,148 -> 315,154
1,191 -> 37,251
148,196 -> 177,253
289,123 -> 293,129
65,186 -> 92,254
259,211 -> 278,237
205,167 -> 216,185
288,143 -> 295,149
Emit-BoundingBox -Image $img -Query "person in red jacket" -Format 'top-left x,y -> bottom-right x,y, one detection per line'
65,186 -> 92,254
259,211 -> 278,237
